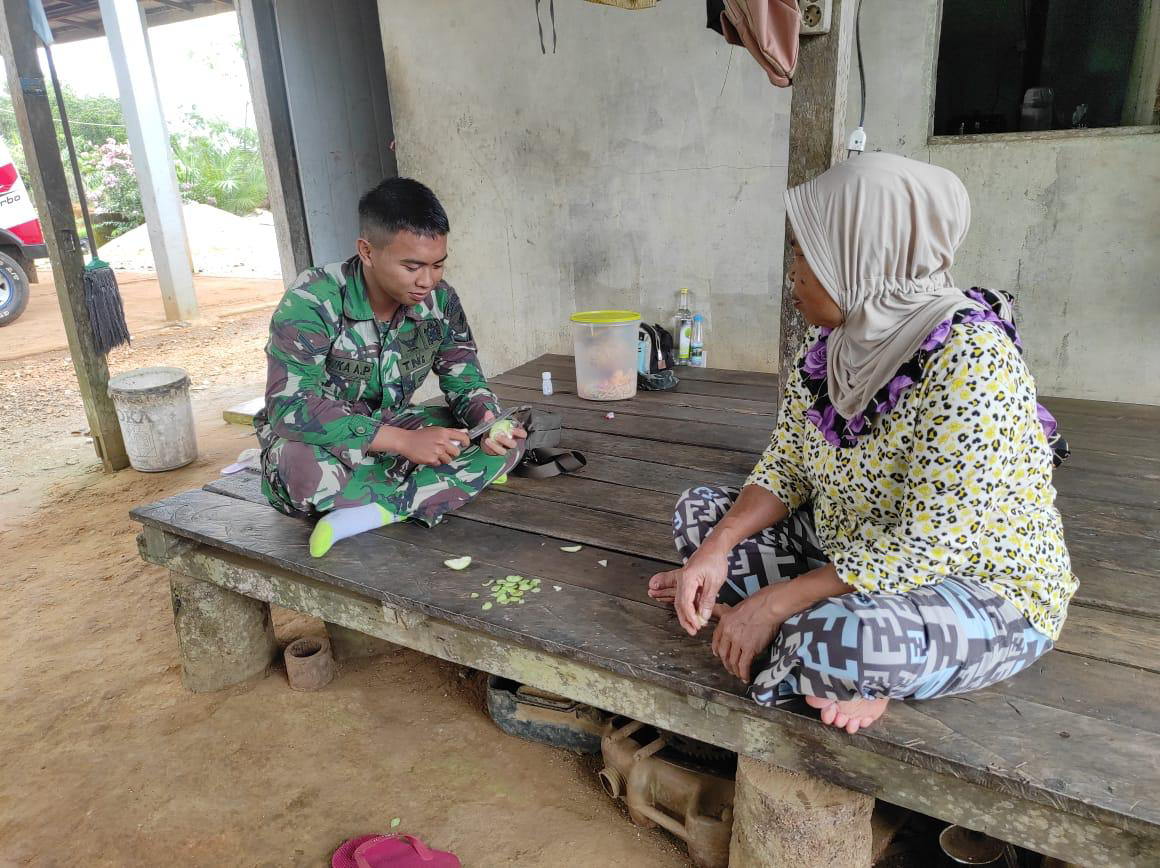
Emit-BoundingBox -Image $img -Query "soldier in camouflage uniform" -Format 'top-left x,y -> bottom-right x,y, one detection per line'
254,178 -> 525,556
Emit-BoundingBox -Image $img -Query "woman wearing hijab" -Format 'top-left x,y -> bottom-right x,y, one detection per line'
648,153 -> 1075,734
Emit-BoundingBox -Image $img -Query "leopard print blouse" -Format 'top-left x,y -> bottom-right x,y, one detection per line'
747,320 -> 1076,639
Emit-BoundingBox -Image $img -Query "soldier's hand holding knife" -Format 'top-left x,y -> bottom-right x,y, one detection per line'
370,425 -> 470,466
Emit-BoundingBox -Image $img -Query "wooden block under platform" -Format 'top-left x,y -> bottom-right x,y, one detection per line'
223,397 -> 263,426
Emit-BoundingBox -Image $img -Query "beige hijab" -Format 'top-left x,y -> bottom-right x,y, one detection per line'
784,152 -> 981,420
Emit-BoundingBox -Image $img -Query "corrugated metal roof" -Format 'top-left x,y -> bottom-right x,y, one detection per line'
43,0 -> 232,44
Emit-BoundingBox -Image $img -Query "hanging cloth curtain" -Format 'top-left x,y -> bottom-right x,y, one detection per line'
710,0 -> 801,87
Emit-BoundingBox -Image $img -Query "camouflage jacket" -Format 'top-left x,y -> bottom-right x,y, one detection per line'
254,256 -> 500,469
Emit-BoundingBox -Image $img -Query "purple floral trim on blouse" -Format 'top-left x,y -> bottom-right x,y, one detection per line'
798,287 -> 1067,465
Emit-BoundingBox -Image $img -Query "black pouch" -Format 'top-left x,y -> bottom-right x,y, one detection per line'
511,408 -> 586,479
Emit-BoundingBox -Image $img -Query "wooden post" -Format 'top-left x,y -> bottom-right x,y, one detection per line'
729,756 -> 873,868
236,0 -> 312,282
170,571 -> 278,692
98,0 -> 198,321
777,0 -> 857,399
0,0 -> 129,472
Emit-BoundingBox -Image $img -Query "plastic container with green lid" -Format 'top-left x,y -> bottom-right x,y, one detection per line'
570,309 -> 641,401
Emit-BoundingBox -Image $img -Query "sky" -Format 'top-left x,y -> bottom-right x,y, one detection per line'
42,12 -> 254,133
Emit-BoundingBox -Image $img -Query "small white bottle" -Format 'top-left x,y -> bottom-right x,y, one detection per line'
542,371 -> 554,396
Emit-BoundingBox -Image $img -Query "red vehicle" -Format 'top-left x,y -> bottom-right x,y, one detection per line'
0,136 -> 47,326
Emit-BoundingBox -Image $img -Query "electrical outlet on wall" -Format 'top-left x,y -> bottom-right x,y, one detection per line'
798,0 -> 831,34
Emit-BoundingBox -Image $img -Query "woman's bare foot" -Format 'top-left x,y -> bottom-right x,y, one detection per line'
804,694 -> 889,734
647,569 -> 680,603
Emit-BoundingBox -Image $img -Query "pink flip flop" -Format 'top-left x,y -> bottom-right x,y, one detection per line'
332,834 -> 461,868
332,835 -> 380,868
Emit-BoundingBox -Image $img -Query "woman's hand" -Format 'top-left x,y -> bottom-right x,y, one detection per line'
648,543 -> 730,636
712,585 -> 788,682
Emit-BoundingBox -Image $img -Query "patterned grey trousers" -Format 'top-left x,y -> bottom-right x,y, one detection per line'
674,485 -> 1054,705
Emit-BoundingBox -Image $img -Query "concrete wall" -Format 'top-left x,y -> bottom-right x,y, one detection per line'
378,0 -> 790,376
849,1 -> 1160,404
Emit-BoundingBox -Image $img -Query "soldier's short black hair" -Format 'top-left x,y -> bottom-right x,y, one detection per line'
358,177 -> 449,243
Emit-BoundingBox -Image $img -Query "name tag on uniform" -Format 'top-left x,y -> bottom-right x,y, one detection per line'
326,354 -> 375,380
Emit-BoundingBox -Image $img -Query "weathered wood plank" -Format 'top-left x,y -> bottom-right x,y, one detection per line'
130,496 -> 1160,866
200,472 -> 1160,729
564,429 -> 758,477
1063,524 -> 1160,578
1048,407 -> 1160,441
206,471 -> 679,564
504,398 -> 771,454
1051,425 -> 1160,462
459,490 -> 677,563
571,451 -> 748,496
491,372 -> 776,416
1053,467 -> 1160,510
1056,495 -> 1160,540
492,474 -> 674,525
532,353 -> 780,389
1066,561 -> 1160,620
211,468 -> 1160,677
509,358 -> 777,403
211,467 -> 1160,625
134,490 -> 729,691
205,473 -> 674,608
1057,449 -> 1160,482
1052,606 -> 1159,674
490,382 -> 776,432
1042,396 -> 1160,424
997,649 -> 1160,734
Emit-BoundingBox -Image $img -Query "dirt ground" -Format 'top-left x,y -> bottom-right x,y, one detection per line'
0,287 -> 689,866
0,270 -> 286,362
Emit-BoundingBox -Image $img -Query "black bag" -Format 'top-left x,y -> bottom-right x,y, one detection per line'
638,322 -> 679,391
511,408 -> 587,479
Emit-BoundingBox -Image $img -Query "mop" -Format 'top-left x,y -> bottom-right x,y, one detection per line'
36,3 -> 131,355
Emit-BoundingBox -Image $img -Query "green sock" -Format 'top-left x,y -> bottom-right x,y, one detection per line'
309,503 -> 398,558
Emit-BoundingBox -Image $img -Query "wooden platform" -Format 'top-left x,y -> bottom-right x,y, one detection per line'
133,354 -> 1160,867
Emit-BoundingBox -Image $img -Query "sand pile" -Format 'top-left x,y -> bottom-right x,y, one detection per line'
100,202 -> 281,278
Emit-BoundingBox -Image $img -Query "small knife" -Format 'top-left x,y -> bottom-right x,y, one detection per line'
466,404 -> 530,441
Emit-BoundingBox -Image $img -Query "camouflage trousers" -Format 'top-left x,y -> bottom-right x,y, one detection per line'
259,404 -> 524,527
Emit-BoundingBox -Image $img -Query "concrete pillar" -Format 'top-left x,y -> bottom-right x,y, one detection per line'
728,756 -> 873,868
325,621 -> 395,662
170,571 -> 277,692
97,0 -> 198,321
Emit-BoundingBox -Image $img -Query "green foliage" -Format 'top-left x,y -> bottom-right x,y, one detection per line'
1,90 -> 267,243
0,84 -> 127,181
172,113 -> 268,216
77,139 -> 143,242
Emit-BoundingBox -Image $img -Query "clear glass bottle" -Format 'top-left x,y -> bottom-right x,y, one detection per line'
690,313 -> 705,368
675,288 -> 693,366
